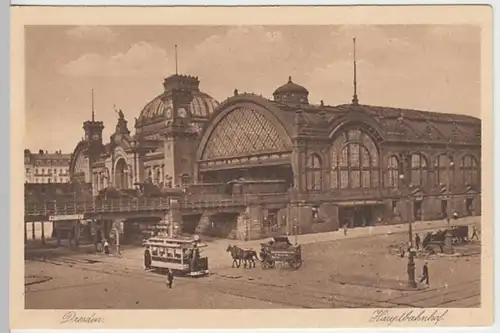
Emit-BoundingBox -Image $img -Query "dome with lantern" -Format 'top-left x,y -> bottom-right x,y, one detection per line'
135,74 -> 219,129
272,76 -> 309,105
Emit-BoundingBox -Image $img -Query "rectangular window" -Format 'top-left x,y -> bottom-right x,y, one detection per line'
340,170 -> 349,188
361,170 -> 370,188
331,171 -> 338,189
350,170 -> 360,188
350,144 -> 360,167
371,170 -> 379,187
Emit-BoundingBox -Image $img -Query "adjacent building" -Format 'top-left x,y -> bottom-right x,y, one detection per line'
69,73 -> 482,240
24,149 -> 71,184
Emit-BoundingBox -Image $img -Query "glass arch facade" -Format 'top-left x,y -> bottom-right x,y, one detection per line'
330,128 -> 380,189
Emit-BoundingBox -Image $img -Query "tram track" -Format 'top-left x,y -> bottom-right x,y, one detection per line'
28,257 -> 390,308
27,252 -> 481,309
384,279 -> 480,308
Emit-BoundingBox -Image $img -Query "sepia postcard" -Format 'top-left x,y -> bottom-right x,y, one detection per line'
10,5 -> 493,330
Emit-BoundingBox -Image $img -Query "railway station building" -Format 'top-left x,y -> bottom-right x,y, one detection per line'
69,73 -> 482,241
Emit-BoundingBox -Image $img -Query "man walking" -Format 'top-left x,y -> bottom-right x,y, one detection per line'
166,268 -> 174,289
420,261 -> 429,286
471,225 -> 480,240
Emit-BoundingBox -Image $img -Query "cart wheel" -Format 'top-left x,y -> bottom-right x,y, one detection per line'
260,260 -> 267,269
289,259 -> 302,270
268,261 -> 276,269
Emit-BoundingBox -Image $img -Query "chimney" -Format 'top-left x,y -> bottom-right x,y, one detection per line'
39,149 -> 44,155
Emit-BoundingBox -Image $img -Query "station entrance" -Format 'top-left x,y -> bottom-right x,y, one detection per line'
338,201 -> 384,228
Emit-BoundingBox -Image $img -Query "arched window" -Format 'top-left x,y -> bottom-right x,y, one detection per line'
411,154 -> 428,187
331,128 -> 379,189
387,156 -> 399,188
461,155 -> 479,186
436,154 -> 452,186
306,153 -> 322,191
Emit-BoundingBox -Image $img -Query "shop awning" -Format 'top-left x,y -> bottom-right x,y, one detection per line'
336,200 -> 384,206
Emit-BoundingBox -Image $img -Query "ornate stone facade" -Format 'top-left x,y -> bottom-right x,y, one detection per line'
69,74 -> 481,241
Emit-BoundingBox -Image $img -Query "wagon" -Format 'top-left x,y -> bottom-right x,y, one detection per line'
259,236 -> 302,270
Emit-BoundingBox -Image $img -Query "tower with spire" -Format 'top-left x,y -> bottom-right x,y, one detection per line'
83,89 -> 105,154
352,37 -> 359,105
160,44 -> 200,187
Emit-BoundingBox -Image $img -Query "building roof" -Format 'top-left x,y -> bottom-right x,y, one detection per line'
273,76 -> 309,96
212,93 -> 480,147
332,103 -> 481,144
24,149 -> 71,165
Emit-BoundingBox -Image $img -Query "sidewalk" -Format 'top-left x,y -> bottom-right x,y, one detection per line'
93,216 -> 480,269
222,216 -> 480,249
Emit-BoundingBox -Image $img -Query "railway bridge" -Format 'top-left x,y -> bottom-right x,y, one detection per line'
24,192 -> 293,244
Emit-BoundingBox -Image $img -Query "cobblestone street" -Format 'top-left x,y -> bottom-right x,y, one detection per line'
24,217 -> 481,309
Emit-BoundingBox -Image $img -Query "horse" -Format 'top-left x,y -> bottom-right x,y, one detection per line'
226,244 -> 242,268
226,245 -> 259,269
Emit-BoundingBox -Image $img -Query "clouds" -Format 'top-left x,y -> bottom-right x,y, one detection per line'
60,41 -> 172,77
65,26 -> 118,42
56,25 -> 479,112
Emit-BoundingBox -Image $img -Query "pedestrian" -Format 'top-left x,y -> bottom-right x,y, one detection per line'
399,242 -> 406,258
166,268 -> 174,289
471,225 -> 479,240
453,211 -> 459,220
419,261 -> 429,286
415,233 -> 421,250
103,239 -> 110,255
343,223 -> 348,236
144,246 -> 152,270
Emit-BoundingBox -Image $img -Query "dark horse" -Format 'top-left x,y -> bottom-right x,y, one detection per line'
226,245 -> 259,269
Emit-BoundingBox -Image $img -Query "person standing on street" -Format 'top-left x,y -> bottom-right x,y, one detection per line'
144,246 -> 152,270
420,261 -> 429,286
103,239 -> 110,255
166,268 -> 174,289
471,225 -> 480,240
415,233 -> 421,250
343,223 -> 348,236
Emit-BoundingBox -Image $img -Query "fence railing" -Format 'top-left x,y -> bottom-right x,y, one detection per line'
25,197 -> 171,216
24,192 -> 292,217
180,192 -> 290,209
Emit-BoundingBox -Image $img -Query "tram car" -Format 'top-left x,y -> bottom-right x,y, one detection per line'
259,236 -> 303,270
143,235 -> 209,277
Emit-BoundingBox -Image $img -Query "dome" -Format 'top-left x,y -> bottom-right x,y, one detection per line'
273,76 -> 309,96
137,91 -> 219,124
273,76 -> 309,104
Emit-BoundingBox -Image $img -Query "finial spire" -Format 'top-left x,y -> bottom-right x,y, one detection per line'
352,37 -> 359,105
175,44 -> 178,75
91,89 -> 95,121
288,76 -> 292,83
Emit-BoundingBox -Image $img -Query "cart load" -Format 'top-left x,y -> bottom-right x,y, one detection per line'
259,236 -> 302,270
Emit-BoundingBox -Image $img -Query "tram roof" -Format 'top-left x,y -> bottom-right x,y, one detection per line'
145,237 -> 207,248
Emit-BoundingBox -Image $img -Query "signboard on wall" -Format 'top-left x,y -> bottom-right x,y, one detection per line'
49,214 -> 84,221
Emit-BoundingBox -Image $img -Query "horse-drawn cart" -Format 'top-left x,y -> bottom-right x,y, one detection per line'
259,236 -> 302,270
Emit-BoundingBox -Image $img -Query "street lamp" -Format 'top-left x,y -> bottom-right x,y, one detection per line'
399,173 -> 417,288
447,160 -> 455,228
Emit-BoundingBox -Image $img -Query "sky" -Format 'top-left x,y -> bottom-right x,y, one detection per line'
25,25 -> 481,153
